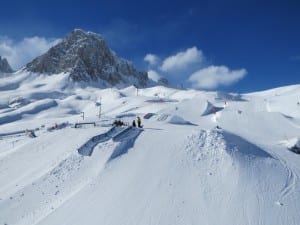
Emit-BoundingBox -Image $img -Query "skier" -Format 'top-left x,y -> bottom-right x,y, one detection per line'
137,116 -> 142,128
132,120 -> 136,127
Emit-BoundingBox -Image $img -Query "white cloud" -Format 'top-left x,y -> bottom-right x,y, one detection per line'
0,36 -> 61,70
144,54 -> 160,66
188,65 -> 247,89
160,47 -> 203,72
147,70 -> 161,82
144,46 -> 247,89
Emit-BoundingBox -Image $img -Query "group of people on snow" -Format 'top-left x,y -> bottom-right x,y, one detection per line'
132,116 -> 142,128
113,120 -> 125,126
113,116 -> 143,128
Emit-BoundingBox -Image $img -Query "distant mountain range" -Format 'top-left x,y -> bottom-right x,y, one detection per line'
25,29 -> 153,88
0,56 -> 13,73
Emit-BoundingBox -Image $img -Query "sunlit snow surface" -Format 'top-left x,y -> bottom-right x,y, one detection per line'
1,71 -> 300,225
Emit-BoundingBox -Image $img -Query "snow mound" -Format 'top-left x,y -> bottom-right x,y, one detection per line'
279,137 -> 300,153
167,115 -> 196,126
279,137 -> 300,148
186,129 -> 272,162
184,129 -> 289,209
201,101 -> 224,116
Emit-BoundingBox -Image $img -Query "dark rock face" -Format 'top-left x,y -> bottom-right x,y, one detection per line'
0,56 -> 14,73
26,29 -> 149,87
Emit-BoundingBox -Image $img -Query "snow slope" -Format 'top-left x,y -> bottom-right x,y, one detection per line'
0,71 -> 300,225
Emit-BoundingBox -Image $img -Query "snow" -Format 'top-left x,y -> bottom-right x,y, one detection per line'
0,70 -> 300,225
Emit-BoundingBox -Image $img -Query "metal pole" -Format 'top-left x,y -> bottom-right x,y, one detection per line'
97,97 -> 102,118
99,103 -> 101,118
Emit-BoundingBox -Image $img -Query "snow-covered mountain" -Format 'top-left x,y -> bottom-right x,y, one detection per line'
0,68 -> 300,225
25,29 -> 150,87
0,56 -> 13,74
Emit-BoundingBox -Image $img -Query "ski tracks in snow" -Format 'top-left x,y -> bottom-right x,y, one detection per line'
277,156 -> 299,200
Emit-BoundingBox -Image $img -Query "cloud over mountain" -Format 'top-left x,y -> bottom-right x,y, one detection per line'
0,36 -> 61,70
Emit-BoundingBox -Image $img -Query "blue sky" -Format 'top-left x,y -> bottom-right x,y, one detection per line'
0,0 -> 299,92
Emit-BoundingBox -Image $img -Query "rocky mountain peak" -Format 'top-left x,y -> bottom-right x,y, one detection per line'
0,56 -> 14,73
25,29 -> 150,88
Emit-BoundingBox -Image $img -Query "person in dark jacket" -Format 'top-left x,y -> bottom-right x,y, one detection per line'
132,120 -> 136,127
137,116 -> 142,128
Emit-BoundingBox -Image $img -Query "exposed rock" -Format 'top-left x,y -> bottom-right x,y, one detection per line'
158,77 -> 169,86
26,29 -> 150,87
0,56 -> 14,73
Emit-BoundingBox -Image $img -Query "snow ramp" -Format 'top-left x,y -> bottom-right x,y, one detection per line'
185,129 -> 273,167
109,127 -> 143,160
78,126 -> 143,157
201,101 -> 223,116
78,126 -> 126,156
167,115 -> 197,126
